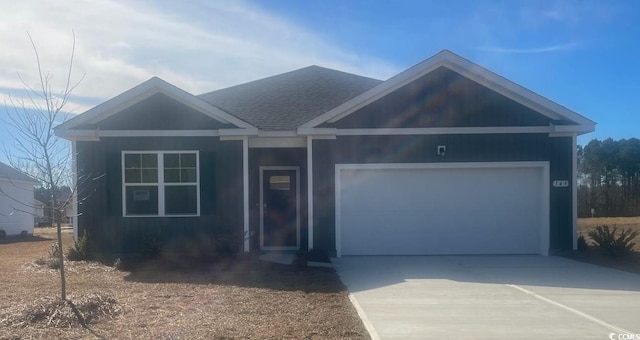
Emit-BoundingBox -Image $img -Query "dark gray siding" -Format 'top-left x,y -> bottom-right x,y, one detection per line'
323,67 -> 563,129
76,137 -> 243,255
312,134 -> 573,256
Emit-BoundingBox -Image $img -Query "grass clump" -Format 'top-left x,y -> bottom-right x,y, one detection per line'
66,233 -> 92,261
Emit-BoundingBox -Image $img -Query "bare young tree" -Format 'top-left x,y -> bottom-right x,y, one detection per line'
2,32 -> 84,301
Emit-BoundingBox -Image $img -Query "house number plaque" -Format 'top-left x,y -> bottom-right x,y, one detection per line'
552,180 -> 569,188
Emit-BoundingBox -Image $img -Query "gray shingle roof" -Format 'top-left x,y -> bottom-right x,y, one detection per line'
0,162 -> 39,183
198,66 -> 382,130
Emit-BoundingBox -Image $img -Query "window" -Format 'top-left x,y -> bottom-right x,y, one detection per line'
122,151 -> 199,216
269,175 -> 291,191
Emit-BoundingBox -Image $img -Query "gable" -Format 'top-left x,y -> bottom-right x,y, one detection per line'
55,77 -> 257,139
322,67 -> 561,129
75,93 -> 236,130
301,50 -> 595,135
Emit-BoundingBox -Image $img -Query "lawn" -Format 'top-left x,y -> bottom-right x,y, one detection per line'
578,216 -> 640,251
0,228 -> 369,339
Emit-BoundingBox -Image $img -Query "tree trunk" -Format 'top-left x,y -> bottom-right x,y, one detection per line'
56,220 -> 66,300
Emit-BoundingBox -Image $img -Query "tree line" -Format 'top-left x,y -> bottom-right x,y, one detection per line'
578,138 -> 640,217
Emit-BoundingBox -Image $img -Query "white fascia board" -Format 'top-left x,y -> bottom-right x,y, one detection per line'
550,124 -> 595,134
218,128 -> 259,136
334,126 -> 551,136
61,129 -> 221,138
300,125 -> 593,137
300,50 -> 595,131
54,77 -> 256,136
297,127 -> 337,136
249,137 -> 306,148
257,130 -> 298,137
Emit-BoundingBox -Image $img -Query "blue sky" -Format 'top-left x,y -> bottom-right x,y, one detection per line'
1,0 -> 639,163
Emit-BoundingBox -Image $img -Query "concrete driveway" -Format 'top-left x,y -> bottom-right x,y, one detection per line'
333,256 -> 640,339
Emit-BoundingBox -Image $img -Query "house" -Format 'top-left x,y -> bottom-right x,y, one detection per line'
0,162 -> 38,236
34,199 -> 46,226
34,193 -> 73,227
55,50 -> 595,257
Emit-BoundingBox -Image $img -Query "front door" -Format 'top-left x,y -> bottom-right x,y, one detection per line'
260,167 -> 300,250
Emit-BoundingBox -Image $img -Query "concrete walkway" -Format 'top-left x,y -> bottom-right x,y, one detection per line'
333,256 -> 640,339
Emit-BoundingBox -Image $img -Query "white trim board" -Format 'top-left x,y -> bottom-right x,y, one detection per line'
259,166 -> 301,251
572,135 -> 578,250
300,125 -> 589,136
306,136 -> 314,250
334,161 -> 550,257
243,137 -> 250,252
71,140 -> 78,241
249,137 -> 307,148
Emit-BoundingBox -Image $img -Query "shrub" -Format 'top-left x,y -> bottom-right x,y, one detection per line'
142,232 -> 163,258
35,257 -> 47,266
577,233 -> 588,251
112,258 -> 122,271
66,233 -> 92,261
588,225 -> 639,257
46,257 -> 61,269
48,242 -> 61,259
0,229 -> 6,239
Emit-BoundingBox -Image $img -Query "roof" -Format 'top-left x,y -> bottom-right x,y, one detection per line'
0,162 -> 39,184
198,66 -> 382,130
55,50 -> 595,137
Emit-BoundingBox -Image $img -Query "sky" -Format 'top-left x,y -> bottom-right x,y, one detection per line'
1,0 -> 639,163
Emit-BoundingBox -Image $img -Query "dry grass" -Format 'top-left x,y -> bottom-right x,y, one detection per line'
570,216 -> 640,275
0,228 -> 368,339
578,216 -> 640,251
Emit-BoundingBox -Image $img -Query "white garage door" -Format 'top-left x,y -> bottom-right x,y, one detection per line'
336,162 -> 549,256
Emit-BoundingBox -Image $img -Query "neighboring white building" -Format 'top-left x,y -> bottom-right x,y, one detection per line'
0,162 -> 39,236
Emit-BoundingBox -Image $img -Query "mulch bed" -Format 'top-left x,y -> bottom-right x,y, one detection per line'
0,229 -> 369,339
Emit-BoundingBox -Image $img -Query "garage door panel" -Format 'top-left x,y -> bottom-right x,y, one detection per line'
338,165 -> 545,256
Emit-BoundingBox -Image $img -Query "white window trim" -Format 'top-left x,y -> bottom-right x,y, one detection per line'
121,150 -> 200,217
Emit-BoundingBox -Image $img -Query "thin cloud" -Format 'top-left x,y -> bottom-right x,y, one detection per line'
0,0 -> 399,109
0,92 -> 93,116
475,42 -> 580,54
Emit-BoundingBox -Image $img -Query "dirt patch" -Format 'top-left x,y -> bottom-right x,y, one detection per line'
0,229 -> 369,339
